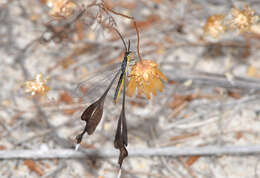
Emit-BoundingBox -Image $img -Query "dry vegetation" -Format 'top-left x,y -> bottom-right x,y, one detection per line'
1,0 -> 260,178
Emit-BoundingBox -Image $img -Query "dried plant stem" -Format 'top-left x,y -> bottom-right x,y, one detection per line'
133,20 -> 143,62
2,145 -> 260,159
178,157 -> 198,178
102,3 -> 143,62
164,68 -> 260,92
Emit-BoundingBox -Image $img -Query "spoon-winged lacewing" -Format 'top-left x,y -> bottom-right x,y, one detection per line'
76,28 -> 131,167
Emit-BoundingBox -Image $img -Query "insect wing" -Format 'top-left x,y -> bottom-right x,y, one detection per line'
71,62 -> 121,103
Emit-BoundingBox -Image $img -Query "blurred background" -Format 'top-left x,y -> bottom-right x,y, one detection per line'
1,0 -> 260,177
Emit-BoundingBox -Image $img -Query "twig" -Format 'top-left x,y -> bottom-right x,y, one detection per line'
1,145 -> 260,159
102,2 -> 143,62
133,20 -> 143,62
178,157 -> 198,178
164,68 -> 260,91
42,161 -> 67,178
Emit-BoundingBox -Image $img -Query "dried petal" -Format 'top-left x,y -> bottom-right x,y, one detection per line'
157,70 -> 168,82
126,78 -> 136,97
143,82 -> 151,99
149,78 -> 157,96
137,85 -> 143,96
154,78 -> 164,92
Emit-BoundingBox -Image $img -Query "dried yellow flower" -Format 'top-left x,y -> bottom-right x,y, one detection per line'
126,60 -> 168,99
46,0 -> 76,18
24,74 -> 49,96
203,14 -> 226,38
229,5 -> 259,32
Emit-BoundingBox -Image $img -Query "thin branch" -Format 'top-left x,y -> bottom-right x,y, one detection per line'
2,145 -> 260,159
164,68 -> 260,91
133,20 -> 143,62
102,3 -> 134,20
102,3 -> 143,62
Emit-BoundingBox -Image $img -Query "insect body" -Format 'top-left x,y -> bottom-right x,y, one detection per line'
114,40 -> 131,103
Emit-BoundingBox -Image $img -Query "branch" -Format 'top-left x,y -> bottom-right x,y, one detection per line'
165,68 -> 260,91
1,145 -> 260,159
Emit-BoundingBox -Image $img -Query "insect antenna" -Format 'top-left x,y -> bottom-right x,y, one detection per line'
112,27 -> 127,52
127,40 -> 130,53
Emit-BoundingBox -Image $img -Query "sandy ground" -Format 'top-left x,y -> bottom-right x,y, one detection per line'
1,0 -> 260,178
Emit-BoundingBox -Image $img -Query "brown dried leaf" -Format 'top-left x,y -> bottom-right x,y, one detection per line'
41,0 -> 47,4
170,133 -> 199,142
60,57 -> 75,69
24,160 -> 44,176
75,20 -> 84,41
227,90 -> 242,99
169,96 -> 186,109
168,80 -> 177,85
170,92 -> 202,109
104,0 -> 136,9
153,0 -> 161,3
0,145 -> 6,150
59,91 -> 73,104
235,131 -> 243,140
185,156 -> 200,166
63,108 -> 78,115
170,95 -> 190,109
131,15 -> 160,29
164,35 -> 174,44
79,85 -> 88,95
80,142 -> 95,149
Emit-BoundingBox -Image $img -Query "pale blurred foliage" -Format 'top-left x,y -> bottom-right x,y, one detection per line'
203,14 -> 226,38
24,74 -> 49,96
203,4 -> 259,38
229,5 -> 259,33
46,0 -> 77,18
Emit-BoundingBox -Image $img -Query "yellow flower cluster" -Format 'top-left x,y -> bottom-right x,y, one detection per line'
203,5 -> 259,38
203,14 -> 226,38
24,74 -> 49,96
46,0 -> 76,18
230,5 -> 259,32
126,60 -> 168,99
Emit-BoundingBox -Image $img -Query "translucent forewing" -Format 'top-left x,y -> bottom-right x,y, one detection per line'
73,62 -> 122,101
